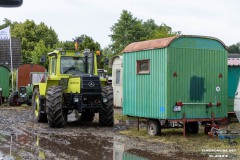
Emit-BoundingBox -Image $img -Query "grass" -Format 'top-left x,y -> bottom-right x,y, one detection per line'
114,112 -> 147,121
119,122 -> 240,157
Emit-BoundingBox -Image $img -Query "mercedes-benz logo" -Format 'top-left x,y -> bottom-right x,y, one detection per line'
88,81 -> 95,87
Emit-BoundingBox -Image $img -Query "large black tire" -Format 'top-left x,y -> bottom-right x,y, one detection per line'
46,86 -> 67,128
8,91 -> 19,106
32,88 -> 47,123
147,119 -> 161,136
186,121 -> 199,134
80,112 -> 95,122
99,86 -> 114,126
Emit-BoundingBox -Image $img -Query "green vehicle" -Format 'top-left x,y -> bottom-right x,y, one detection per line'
97,69 -> 112,86
9,72 -> 47,106
32,49 -> 114,128
0,65 -> 10,105
8,85 -> 33,106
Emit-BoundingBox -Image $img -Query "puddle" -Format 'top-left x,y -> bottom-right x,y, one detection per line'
0,131 -> 113,160
0,130 -> 210,160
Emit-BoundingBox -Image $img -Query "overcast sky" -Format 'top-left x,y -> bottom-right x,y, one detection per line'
0,0 -> 239,48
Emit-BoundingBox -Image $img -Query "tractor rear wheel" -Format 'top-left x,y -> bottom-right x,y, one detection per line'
8,91 -> 18,106
32,88 -> 47,122
99,86 -> 114,126
46,86 -> 67,128
80,112 -> 95,122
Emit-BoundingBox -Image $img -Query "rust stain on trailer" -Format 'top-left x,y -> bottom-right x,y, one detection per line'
122,36 -> 177,53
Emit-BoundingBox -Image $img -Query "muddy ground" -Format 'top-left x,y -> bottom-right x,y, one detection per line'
0,106 -> 219,160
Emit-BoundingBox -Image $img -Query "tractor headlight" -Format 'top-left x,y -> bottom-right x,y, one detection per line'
74,97 -> 79,103
103,97 -> 107,103
0,88 -> 2,92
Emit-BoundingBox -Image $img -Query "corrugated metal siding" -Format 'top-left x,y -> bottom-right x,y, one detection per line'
17,64 -> 46,89
228,98 -> 234,113
123,36 -> 228,120
0,66 -> 10,97
228,67 -> 240,98
227,67 -> 240,112
123,48 -> 168,119
167,47 -> 227,119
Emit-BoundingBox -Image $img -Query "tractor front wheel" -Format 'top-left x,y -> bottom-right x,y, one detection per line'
99,86 -> 114,126
32,88 -> 47,122
8,91 -> 19,106
46,86 -> 67,128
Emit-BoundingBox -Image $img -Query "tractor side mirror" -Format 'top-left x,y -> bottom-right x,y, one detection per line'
40,55 -> 46,63
105,58 -> 109,65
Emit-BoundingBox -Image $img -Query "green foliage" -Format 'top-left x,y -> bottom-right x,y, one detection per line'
76,34 -> 101,51
1,13 -> 181,72
228,43 -> 240,53
110,10 -> 181,54
31,40 -> 51,68
0,19 -> 59,64
110,10 -> 144,54
57,34 -> 101,52
57,41 -> 75,50
148,23 -> 181,40
99,46 -> 114,74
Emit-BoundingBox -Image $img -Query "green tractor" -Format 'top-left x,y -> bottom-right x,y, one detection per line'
32,49 -> 114,128
9,72 -> 47,106
8,86 -> 33,106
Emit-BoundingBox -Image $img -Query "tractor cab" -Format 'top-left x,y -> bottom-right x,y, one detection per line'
33,49 -> 114,128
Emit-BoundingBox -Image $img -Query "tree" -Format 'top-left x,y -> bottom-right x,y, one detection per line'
57,34 -> 101,52
148,23 -> 181,40
31,40 -> 51,68
110,10 -> 145,54
109,10 -> 181,54
99,46 -> 114,73
0,19 -> 59,64
228,43 -> 240,53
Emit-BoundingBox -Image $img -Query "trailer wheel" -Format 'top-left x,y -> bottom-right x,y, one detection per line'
99,86 -> 114,126
46,86 -> 67,128
186,121 -> 199,134
32,88 -> 47,122
80,112 -> 95,122
8,91 -> 19,106
147,119 -> 161,136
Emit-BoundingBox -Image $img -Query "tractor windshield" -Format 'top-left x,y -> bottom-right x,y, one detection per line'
61,56 -> 91,75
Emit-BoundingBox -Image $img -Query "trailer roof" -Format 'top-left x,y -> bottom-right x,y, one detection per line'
122,35 -> 227,53
0,65 -> 10,71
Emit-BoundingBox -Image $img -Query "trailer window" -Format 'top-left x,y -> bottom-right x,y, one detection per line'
116,69 -> 121,84
137,60 -> 150,74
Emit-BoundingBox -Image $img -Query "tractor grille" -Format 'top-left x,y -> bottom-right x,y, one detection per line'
81,75 -> 101,93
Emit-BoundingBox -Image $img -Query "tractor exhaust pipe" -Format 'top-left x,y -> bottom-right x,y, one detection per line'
83,48 -> 94,75
83,49 -> 89,74
91,48 -> 94,75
